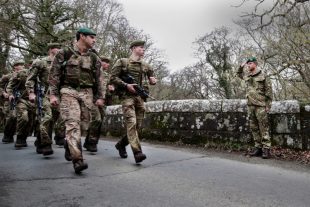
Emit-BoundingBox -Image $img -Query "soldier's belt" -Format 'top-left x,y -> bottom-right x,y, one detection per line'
62,85 -> 92,91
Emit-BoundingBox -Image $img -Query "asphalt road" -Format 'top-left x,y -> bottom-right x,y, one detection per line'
0,135 -> 309,207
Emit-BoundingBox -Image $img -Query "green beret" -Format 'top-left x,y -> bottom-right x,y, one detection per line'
77,27 -> 96,36
246,57 -> 257,63
47,43 -> 61,49
13,59 -> 25,66
99,56 -> 110,63
130,40 -> 145,49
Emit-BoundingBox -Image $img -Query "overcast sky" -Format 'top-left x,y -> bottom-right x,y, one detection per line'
118,0 -> 254,72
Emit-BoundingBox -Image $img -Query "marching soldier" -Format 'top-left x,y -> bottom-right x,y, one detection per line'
49,28 -> 106,173
0,70 -> 17,143
7,59 -> 35,149
83,55 -> 112,152
26,43 -> 62,156
110,40 -> 157,163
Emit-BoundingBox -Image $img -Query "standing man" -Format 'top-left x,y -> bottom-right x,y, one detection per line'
237,57 -> 273,159
7,59 -> 35,149
110,40 -> 157,163
49,28 -> 106,174
26,43 -> 62,156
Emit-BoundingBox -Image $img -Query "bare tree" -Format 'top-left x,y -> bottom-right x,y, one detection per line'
193,27 -> 240,99
0,0 -> 81,63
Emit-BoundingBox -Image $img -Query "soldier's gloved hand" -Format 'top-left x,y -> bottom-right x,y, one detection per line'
9,95 -> 14,102
49,95 -> 59,107
29,92 -> 36,103
149,76 -> 157,85
95,98 -> 105,107
126,83 -> 137,94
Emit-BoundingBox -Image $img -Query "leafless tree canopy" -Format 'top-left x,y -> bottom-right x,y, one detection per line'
1,0 -> 309,101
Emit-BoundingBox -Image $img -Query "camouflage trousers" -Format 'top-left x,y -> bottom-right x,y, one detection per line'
0,104 -> 4,128
16,99 -> 35,137
37,97 -> 53,145
248,105 -> 271,149
35,101 -> 66,146
3,100 -> 16,138
60,87 -> 101,161
52,107 -> 65,139
120,96 -> 145,153
84,105 -> 103,145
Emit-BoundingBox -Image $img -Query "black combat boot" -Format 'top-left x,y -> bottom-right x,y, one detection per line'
64,140 -> 72,161
134,152 -> 147,163
15,135 -> 27,149
34,134 -> 43,154
262,148 -> 271,159
42,144 -> 54,156
83,137 -> 90,150
73,160 -> 88,174
36,146 -> 43,154
115,135 -> 129,158
249,147 -> 263,157
2,134 -> 14,143
20,137 -> 28,147
54,135 -> 65,146
86,143 -> 97,152
115,142 -> 128,158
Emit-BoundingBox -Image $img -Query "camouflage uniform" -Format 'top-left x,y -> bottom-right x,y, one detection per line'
237,64 -> 273,150
84,57 -> 109,152
110,54 -> 155,162
49,45 -> 106,164
52,107 -> 66,145
0,73 -> 17,143
26,56 -> 65,155
82,71 -> 106,152
7,69 -> 36,148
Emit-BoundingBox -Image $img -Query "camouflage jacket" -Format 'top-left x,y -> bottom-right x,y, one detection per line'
6,69 -> 29,99
110,56 -> 155,98
0,73 -> 12,105
25,56 -> 52,95
102,70 -> 111,95
49,45 -> 106,100
237,66 -> 272,108
0,73 -> 12,95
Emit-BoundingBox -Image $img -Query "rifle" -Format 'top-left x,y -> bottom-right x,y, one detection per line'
35,83 -> 44,119
120,74 -> 155,100
10,89 -> 21,110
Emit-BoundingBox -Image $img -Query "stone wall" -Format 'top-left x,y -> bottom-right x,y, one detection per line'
102,99 -> 310,150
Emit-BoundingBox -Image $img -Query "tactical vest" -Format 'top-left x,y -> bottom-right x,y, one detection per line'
34,56 -> 52,91
61,47 -> 98,89
120,58 -> 149,85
